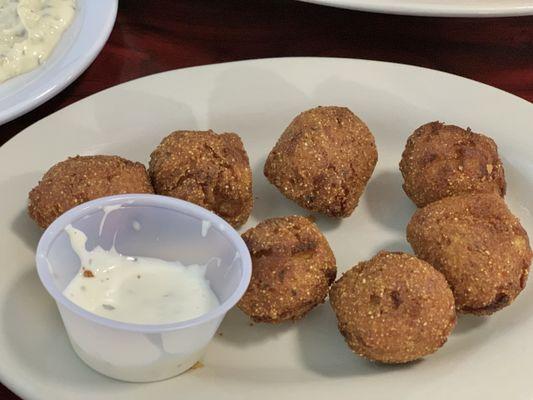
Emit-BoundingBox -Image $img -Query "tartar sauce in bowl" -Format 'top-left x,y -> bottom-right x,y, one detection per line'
63,225 -> 220,325
0,0 -> 76,83
36,194 -> 252,382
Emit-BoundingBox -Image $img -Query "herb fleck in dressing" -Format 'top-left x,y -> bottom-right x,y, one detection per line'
63,226 -> 220,325
0,0 -> 76,83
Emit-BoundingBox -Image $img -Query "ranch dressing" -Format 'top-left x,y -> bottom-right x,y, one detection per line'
62,226 -> 220,325
0,0 -> 76,83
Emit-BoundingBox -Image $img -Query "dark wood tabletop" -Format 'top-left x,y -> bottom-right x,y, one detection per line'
2,0 -> 533,149
1,0 -> 532,397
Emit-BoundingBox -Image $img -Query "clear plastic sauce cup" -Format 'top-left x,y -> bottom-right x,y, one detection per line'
35,194 -> 252,382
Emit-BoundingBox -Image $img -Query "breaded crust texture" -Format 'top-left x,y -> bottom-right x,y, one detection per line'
264,106 -> 377,217
28,155 -> 153,228
330,252 -> 456,363
238,216 -> 336,323
407,193 -> 531,315
149,130 -> 253,227
400,122 -> 505,207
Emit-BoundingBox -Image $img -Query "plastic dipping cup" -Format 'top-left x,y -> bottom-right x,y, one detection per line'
35,194 -> 252,382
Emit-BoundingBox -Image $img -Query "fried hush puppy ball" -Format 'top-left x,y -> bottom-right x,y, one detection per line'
238,216 -> 336,323
149,130 -> 253,228
264,106 -> 378,218
329,252 -> 456,364
28,155 -> 153,228
400,122 -> 506,207
407,193 -> 532,315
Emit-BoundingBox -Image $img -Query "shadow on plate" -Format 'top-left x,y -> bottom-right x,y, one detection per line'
296,303 -> 420,377
313,215 -> 343,232
3,171 -> 43,251
216,307 -> 295,348
2,269 -> 123,391
11,208 -> 42,251
453,314 -> 488,335
365,170 -> 416,233
373,238 -> 413,255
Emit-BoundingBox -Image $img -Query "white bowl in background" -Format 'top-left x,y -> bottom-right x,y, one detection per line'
0,0 -> 118,125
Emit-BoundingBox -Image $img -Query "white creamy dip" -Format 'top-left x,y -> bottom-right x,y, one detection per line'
0,0 -> 76,83
62,226 -> 220,325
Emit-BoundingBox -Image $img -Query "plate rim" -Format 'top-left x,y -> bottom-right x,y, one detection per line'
2,55 -> 531,153
1,56 -> 532,400
298,0 -> 533,17
0,0 -> 119,125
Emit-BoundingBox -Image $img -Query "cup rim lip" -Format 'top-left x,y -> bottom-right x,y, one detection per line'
35,193 -> 252,333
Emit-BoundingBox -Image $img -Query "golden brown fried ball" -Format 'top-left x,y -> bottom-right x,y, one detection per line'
400,122 -> 506,207
264,106 -> 377,218
149,130 -> 253,228
28,155 -> 153,229
238,216 -> 336,323
329,251 -> 456,364
407,193 -> 531,315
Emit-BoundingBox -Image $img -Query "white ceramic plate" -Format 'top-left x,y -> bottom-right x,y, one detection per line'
299,0 -> 533,16
1,57 -> 532,400
0,0 -> 118,125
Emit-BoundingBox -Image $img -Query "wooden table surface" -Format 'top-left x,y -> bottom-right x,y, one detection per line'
1,0 -> 532,397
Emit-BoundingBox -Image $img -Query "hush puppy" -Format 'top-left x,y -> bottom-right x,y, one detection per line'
407,193 -> 531,315
264,106 -> 377,217
28,155 -> 153,228
400,122 -> 506,207
149,130 -> 253,228
329,252 -> 456,364
238,216 -> 336,323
